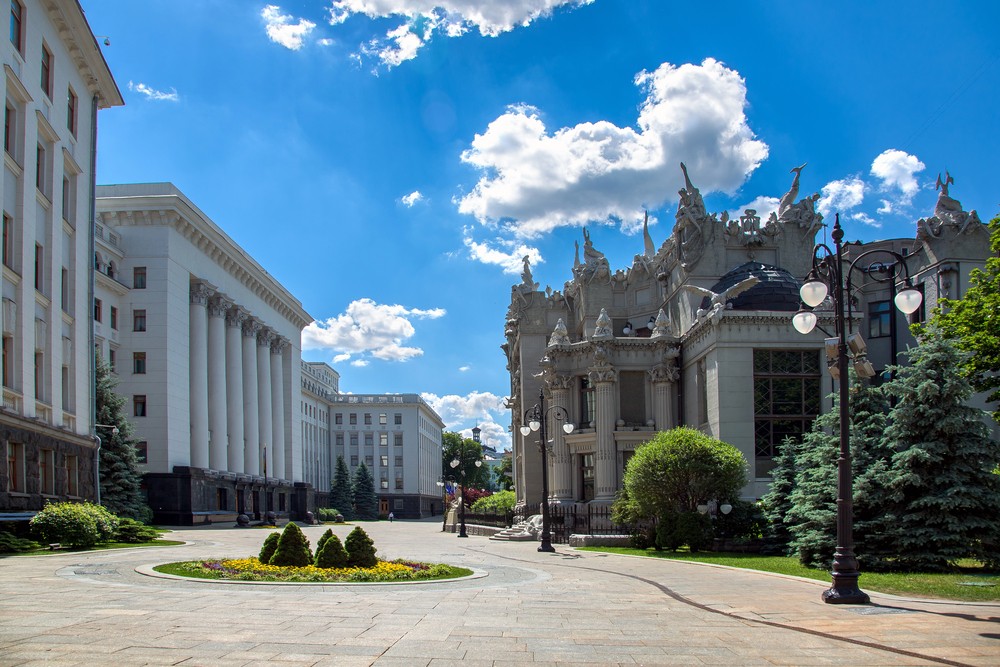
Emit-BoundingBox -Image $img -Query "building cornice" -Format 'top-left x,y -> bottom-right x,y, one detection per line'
41,0 -> 123,107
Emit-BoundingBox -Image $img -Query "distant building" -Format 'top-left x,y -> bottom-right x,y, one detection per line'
1,0 -> 122,512
504,164 -> 989,507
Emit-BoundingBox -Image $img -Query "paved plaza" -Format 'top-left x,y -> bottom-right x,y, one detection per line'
0,519 -> 997,666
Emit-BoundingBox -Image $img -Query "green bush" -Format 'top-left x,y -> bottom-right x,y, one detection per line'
470,490 -> 516,513
344,526 -> 377,568
655,511 -> 713,552
259,532 -> 280,564
314,533 -> 349,568
316,528 -> 333,554
114,518 -> 160,543
29,502 -> 119,548
0,530 -> 40,553
268,522 -> 312,567
713,500 -> 766,542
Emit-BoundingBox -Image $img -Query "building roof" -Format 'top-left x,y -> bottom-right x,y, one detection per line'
710,262 -> 802,312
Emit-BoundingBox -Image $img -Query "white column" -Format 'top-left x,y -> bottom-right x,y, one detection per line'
270,337 -> 287,481
591,364 -> 618,504
188,283 -> 211,468
241,318 -> 261,475
226,307 -> 247,473
256,328 -> 274,478
207,295 -> 231,471
549,377 -> 573,502
650,361 -> 679,432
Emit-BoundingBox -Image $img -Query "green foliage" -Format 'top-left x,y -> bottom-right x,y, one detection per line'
344,526 -> 377,567
29,501 -> 119,547
351,463 -> 379,520
95,358 -> 152,523
493,456 -> 514,491
113,517 -> 160,543
317,508 -> 344,522
258,532 -> 279,564
924,214 -> 1000,423
314,533 -> 349,568
268,522 -> 312,567
712,500 -> 766,542
654,511 -> 712,552
620,427 -> 747,520
470,489 -> 515,513
758,436 -> 801,555
329,455 -> 354,520
316,528 -> 333,554
0,531 -> 40,552
442,432 -> 491,489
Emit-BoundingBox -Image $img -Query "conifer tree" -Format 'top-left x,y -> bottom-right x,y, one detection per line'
315,532 -> 349,569
344,526 -> 377,567
268,522 -> 312,567
759,436 -> 801,556
329,455 -> 354,520
880,325 -> 1000,570
351,462 -> 379,520
95,357 -> 151,522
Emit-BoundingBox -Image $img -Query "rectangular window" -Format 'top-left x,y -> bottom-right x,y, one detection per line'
350,433 -> 358,446
379,413 -> 387,425
394,455 -> 403,467
335,433 -> 343,447
65,454 -> 78,496
7,441 -> 23,492
135,442 -> 147,464
132,266 -> 146,289
395,478 -> 403,490
618,371 -> 646,426
110,306 -> 117,330
108,348 -> 116,373
133,309 -> 146,332
378,454 -> 388,467
349,413 -> 357,425
335,413 -> 342,425
66,87 -> 77,136
379,433 -> 388,447
394,413 -> 402,425
35,143 -> 44,192
394,498 -> 404,509
34,243 -> 42,290
33,351 -> 42,400
60,364 -> 69,411
581,453 -> 595,501
40,44 -> 51,98
394,433 -> 403,447
9,1 -> 22,52
364,413 -> 372,425
133,352 -> 146,374
365,454 -> 373,466
133,394 -> 146,417
93,298 -> 102,323
2,335 -> 12,387
39,448 -> 53,494
60,268 -> 68,311
753,349 -> 822,478
3,213 -> 12,267
365,433 -> 373,447
579,376 -> 594,426
868,300 -> 890,339
380,478 -> 389,489
4,103 -> 12,155
350,454 -> 358,466
908,283 -> 926,325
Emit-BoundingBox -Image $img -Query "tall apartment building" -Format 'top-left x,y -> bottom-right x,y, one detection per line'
300,360 -> 338,493
1,0 -> 122,511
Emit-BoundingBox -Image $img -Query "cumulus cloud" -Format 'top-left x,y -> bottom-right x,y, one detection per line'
818,177 -> 865,217
458,59 -> 769,239
303,298 -> 446,363
329,0 -> 594,67
870,149 -> 925,211
458,365 -> 471,372
421,391 -> 511,449
127,81 -> 178,102
728,195 -> 780,226
401,191 -> 424,207
850,211 -> 879,228
464,236 -> 542,274
262,5 -> 316,50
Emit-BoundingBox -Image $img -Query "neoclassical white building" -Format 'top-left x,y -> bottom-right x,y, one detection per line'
1,0 -> 122,512
95,183 -> 312,523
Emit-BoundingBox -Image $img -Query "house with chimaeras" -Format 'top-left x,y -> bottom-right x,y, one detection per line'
503,164 -> 990,507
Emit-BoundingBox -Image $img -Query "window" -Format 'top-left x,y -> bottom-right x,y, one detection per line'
868,300 -> 890,339
34,243 -> 42,290
93,298 -> 102,323
2,213 -> 12,267
35,143 -> 45,192
2,335 -> 12,386
135,442 -> 147,464
9,1 -> 22,53
133,309 -> 146,332
132,266 -> 146,289
394,433 -> 403,447
364,413 -> 372,425
66,87 -> 77,136
365,433 -> 373,447
133,394 -> 146,417
65,455 -> 78,496
579,376 -> 594,426
350,433 -> 358,446
40,44 -> 51,98
395,478 -> 403,490
33,351 -> 42,400
110,306 -> 117,330
7,441 -> 23,492
394,455 -> 403,467
394,413 -> 402,425
39,449 -> 53,494
380,455 -> 388,467
394,498 -> 404,509
133,352 -> 146,374
350,454 -> 358,466
380,478 -> 389,489
580,453 -> 595,501
349,413 -> 357,425
4,103 -> 12,154
379,413 -> 387,425
379,433 -> 388,447
753,350 -> 821,477
335,413 -> 342,425
108,348 -> 116,373
365,454 -> 373,466
908,283 -> 926,325
60,268 -> 68,311
60,364 -> 69,411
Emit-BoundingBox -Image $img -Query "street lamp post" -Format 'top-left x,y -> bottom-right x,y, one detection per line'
450,454 -> 481,538
792,214 -> 922,604
436,476 -> 455,531
93,423 -> 119,506
521,388 -> 575,553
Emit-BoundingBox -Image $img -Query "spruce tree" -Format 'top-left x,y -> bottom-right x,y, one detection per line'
315,533 -> 349,569
344,526 -> 377,567
759,435 -> 802,556
268,522 -> 312,567
329,455 -> 354,520
880,325 -> 1000,571
95,357 -> 151,522
351,462 -> 379,520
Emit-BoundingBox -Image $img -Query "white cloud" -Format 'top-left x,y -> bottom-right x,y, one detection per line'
458,365 -> 470,372
351,359 -> 369,367
818,177 -> 865,217
877,199 -> 893,215
303,298 -> 446,363
127,81 -> 178,102
329,0 -> 593,67
401,190 -> 424,207
463,236 -> 542,274
870,149 -> 925,200
332,353 -> 351,363
422,391 -> 506,424
850,212 -> 879,228
458,59 -> 768,238
262,5 -> 316,50
728,195 -> 780,225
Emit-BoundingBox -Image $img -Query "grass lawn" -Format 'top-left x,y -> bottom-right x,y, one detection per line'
578,547 -> 1000,602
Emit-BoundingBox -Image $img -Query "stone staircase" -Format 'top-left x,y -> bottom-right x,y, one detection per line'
488,516 -> 542,542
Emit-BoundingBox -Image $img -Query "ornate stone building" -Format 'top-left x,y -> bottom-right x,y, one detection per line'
504,165 -> 989,507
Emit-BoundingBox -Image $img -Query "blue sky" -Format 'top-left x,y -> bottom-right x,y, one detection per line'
83,0 -> 999,450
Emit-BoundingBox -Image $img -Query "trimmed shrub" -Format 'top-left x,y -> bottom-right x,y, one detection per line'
314,533 -> 349,568
316,528 -> 333,554
0,531 -> 40,553
114,518 -> 160,543
344,526 -> 377,568
655,511 -> 712,552
259,532 -> 280,564
470,490 -> 516,514
268,522 -> 312,567
29,502 -> 119,548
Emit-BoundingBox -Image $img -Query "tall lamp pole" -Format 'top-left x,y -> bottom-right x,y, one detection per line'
792,214 -> 922,604
93,423 -> 119,505
521,388 -> 575,553
450,450 -> 482,538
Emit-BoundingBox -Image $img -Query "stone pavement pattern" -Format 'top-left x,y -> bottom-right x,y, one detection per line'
0,520 -> 997,666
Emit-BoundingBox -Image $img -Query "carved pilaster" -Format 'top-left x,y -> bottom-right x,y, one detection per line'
242,318 -> 262,340
648,362 -> 679,384
546,374 -> 574,391
589,364 -> 617,385
190,281 -> 212,306
226,306 -> 249,329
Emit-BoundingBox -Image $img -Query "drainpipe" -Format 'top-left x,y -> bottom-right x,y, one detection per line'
88,94 -> 99,503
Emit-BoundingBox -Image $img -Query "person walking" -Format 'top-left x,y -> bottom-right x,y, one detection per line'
388,512 -> 394,522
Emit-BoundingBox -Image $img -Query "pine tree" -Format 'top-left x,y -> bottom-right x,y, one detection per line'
329,455 -> 354,520
314,533 -> 349,569
351,462 -> 379,520
880,325 -> 1000,571
95,357 -> 151,522
759,435 -> 802,556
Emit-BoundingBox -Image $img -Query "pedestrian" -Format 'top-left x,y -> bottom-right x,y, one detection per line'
388,512 -> 394,522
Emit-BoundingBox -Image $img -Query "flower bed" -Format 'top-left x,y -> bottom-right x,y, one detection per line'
156,557 -> 470,583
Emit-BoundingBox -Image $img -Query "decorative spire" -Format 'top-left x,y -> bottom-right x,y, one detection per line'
548,318 -> 570,347
592,308 -> 613,340
643,211 -> 655,258
650,309 -> 671,339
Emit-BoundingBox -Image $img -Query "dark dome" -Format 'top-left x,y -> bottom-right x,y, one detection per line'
709,262 -> 801,312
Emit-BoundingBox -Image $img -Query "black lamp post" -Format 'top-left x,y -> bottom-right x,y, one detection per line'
93,423 -> 119,506
521,388 -> 575,553
792,214 -> 922,604
450,452 -> 482,538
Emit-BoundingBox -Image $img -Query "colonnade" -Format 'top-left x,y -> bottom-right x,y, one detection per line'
189,281 -> 288,479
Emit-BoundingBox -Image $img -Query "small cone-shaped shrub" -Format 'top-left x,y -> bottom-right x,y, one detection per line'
344,526 -> 377,568
268,522 -> 312,567
314,533 -> 349,569
259,532 -> 280,564
316,528 -> 333,555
